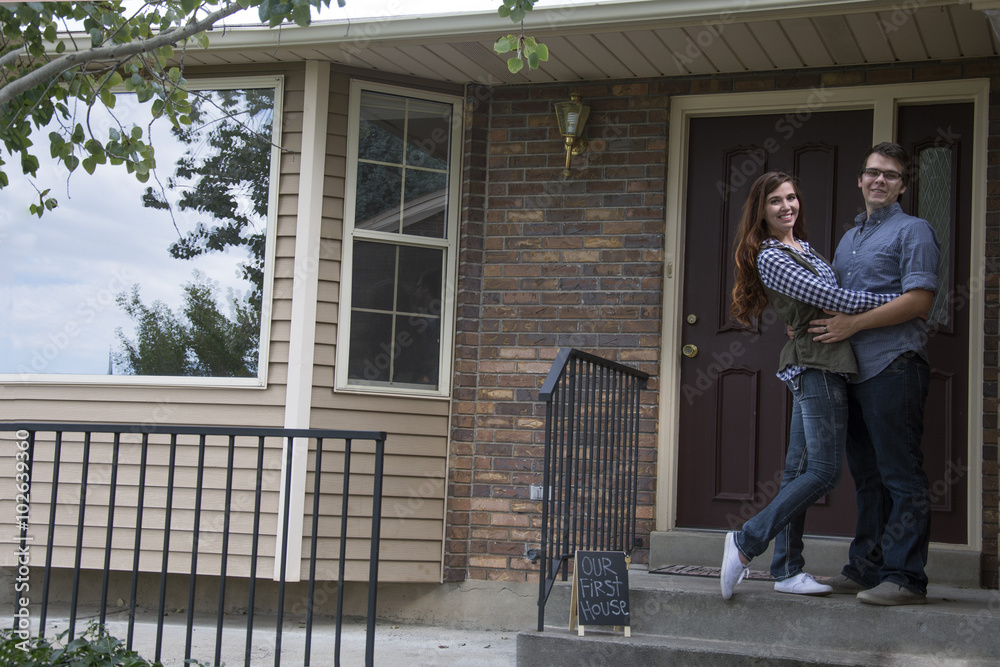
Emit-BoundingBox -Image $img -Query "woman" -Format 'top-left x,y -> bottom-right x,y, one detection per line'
721,171 -> 901,599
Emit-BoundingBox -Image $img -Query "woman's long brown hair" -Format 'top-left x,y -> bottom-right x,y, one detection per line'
730,171 -> 808,326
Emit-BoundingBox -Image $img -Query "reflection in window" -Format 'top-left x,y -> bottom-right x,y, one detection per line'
355,92 -> 450,239
0,80 -> 279,380
339,84 -> 459,394
917,147 -> 951,328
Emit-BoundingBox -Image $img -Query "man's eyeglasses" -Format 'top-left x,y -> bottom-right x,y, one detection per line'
861,168 -> 903,182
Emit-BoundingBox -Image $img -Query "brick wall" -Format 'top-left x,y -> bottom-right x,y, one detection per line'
450,58 -> 1000,588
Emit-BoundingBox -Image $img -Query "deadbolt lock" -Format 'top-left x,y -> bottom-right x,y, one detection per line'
682,344 -> 698,358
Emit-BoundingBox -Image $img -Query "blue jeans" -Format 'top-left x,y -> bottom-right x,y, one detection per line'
841,352 -> 931,594
735,369 -> 847,578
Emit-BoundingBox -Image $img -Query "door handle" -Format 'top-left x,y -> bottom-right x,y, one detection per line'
682,344 -> 698,358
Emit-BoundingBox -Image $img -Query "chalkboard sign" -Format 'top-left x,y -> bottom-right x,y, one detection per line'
569,550 -> 631,636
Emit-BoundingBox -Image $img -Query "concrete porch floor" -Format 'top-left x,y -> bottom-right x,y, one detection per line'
520,566 -> 1000,666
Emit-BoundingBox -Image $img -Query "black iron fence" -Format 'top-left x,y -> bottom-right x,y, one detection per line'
535,349 -> 649,631
1,422 -> 387,666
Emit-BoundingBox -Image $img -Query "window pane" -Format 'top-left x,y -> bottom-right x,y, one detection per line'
351,241 -> 397,311
392,246 -> 442,387
395,246 -> 444,313
406,100 -> 451,170
0,86 -> 275,378
917,146 -> 952,328
355,163 -> 403,232
359,92 -> 405,164
347,311 -> 393,383
403,170 -> 448,238
393,312 -> 440,386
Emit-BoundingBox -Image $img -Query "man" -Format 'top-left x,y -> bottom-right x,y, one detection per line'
808,142 -> 939,606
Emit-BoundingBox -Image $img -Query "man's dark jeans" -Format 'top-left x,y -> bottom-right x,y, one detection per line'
842,352 -> 932,594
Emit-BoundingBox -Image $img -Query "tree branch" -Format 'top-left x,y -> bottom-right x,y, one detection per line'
0,41 -> 28,72
0,1 -> 245,107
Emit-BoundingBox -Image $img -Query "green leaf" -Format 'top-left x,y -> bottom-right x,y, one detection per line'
107,71 -> 123,88
497,5 -> 510,18
510,7 -> 524,22
535,43 -> 549,61
180,0 -> 198,14
527,51 -> 539,69
194,32 -> 209,49
100,86 -> 115,107
507,56 -> 524,74
82,156 -> 97,174
292,4 -> 311,27
494,36 -> 511,53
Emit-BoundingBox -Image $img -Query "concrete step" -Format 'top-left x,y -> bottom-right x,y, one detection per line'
516,568 -> 1000,666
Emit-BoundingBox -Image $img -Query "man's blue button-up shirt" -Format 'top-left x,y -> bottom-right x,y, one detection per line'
832,201 -> 940,383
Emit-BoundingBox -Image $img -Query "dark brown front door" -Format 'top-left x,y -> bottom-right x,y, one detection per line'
676,104 -> 972,545
896,102 -> 974,544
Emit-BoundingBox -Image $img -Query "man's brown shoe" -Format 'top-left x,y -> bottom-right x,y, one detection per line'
856,582 -> 927,606
826,574 -> 868,595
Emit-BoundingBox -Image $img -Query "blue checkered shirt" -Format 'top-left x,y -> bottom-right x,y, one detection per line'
758,238 -> 900,380
832,202 -> 940,382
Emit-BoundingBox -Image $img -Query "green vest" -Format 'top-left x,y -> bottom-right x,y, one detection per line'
760,245 -> 858,379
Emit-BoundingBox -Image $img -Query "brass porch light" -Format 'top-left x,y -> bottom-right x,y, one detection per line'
554,93 -> 590,178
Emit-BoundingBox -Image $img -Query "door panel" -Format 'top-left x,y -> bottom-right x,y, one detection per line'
897,102 -> 973,544
677,109 -> 873,535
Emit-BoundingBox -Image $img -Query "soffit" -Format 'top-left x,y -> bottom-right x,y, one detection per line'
183,0 -> 999,84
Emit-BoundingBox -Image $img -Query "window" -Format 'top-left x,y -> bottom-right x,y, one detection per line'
0,77 -> 282,385
336,82 -> 461,396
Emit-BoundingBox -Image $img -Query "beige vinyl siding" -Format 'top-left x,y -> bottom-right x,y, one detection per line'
302,72 -> 458,583
1,431 -> 286,577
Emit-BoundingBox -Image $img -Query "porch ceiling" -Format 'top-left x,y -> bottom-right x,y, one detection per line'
190,0 -> 999,84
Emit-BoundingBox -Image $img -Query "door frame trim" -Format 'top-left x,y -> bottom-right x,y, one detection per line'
658,79 -> 990,552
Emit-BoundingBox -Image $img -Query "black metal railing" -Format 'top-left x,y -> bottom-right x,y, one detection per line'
535,349 -> 649,631
2,422 -> 387,666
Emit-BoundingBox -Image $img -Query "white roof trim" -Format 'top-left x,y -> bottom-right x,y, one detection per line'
203,0 -> 957,49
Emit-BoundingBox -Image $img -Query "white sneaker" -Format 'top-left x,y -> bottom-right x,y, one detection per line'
720,531 -> 750,600
774,572 -> 833,596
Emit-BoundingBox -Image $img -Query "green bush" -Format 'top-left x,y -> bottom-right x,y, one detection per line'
2,623 -> 153,666
0,622 -> 218,666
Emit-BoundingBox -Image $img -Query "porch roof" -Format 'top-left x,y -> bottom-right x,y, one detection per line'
191,0 -> 999,84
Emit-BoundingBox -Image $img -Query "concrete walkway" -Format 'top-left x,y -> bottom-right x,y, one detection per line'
12,611 -> 518,666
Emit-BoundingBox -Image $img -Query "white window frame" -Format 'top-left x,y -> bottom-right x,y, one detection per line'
335,80 -> 462,398
0,75 -> 283,388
